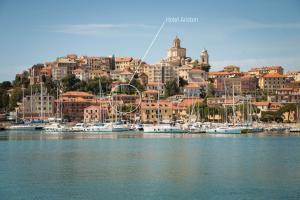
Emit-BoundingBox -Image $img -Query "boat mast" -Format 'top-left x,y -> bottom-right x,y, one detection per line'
224,78 -> 227,123
99,78 -> 102,123
40,82 -> 43,120
22,85 -> 25,121
232,84 -> 236,126
157,79 -> 160,125
30,84 -> 33,120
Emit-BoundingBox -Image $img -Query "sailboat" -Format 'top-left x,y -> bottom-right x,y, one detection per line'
8,84 -> 44,131
84,79 -> 129,133
207,84 -> 241,134
143,65 -> 186,134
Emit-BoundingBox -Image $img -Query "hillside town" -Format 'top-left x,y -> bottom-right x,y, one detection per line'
0,36 -> 300,128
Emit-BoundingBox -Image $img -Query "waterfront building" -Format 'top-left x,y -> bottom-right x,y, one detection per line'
140,100 -> 173,123
259,72 -> 287,93
58,91 -> 95,122
17,93 -> 55,119
84,105 -> 109,123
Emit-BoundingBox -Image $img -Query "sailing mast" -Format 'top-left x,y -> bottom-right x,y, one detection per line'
40,82 -> 43,120
22,85 -> 25,121
232,84 -> 236,126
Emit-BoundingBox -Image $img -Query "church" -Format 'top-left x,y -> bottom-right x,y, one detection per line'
145,36 -> 210,84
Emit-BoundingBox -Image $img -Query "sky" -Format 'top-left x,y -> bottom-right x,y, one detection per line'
0,0 -> 300,81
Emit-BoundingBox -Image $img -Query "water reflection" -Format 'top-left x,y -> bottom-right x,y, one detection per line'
0,130 -> 300,141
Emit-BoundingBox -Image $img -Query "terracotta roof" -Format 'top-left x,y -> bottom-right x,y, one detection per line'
62,91 -> 94,97
208,71 -> 230,75
254,102 -> 269,106
115,57 -> 133,62
178,98 -> 204,107
144,90 -> 159,94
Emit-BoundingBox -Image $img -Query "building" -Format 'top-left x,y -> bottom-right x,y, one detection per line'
79,56 -> 112,70
286,71 -> 300,81
88,70 -> 110,80
147,63 -> 176,83
177,65 -> 192,80
59,91 -> 95,122
224,65 -> 240,73
200,49 -> 209,65
115,57 -> 133,71
72,68 -> 89,81
140,100 -> 173,123
214,76 -> 258,95
28,64 -> 45,85
248,66 -> 284,77
17,94 -> 55,119
269,88 -> 300,103
259,72 -> 287,93
52,57 -> 78,80
118,70 -> 134,82
188,68 -> 208,83
166,36 -> 186,64
84,105 -> 109,123
146,82 -> 165,96
184,83 -> 205,97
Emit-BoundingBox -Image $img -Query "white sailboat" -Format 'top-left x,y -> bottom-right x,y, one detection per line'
143,65 -> 186,134
207,84 -> 241,134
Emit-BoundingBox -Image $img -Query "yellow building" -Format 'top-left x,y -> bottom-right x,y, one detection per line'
259,72 -> 287,92
140,100 -> 173,123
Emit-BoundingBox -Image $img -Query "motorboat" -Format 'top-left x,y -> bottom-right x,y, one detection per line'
70,123 -> 86,132
207,126 -> 241,134
143,123 -> 186,133
44,123 -> 69,133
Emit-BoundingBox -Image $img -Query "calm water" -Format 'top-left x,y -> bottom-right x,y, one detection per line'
1,131 -> 300,200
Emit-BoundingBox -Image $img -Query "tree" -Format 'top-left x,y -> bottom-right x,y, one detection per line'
0,81 -> 12,90
130,78 -> 145,93
9,87 -> 22,111
61,74 -> 81,91
84,77 -> 112,95
202,64 -> 211,72
278,103 -> 297,122
0,89 -> 10,111
261,111 -> 283,123
165,79 -> 180,97
179,77 -> 188,87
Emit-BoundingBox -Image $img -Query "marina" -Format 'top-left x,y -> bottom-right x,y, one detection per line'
1,130 -> 300,200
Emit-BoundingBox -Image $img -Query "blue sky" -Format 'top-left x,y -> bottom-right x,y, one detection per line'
0,0 -> 300,81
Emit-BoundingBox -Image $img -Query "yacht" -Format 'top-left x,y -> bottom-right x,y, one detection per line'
206,126 -> 241,134
7,124 -> 44,131
70,123 -> 86,132
44,123 -> 69,133
143,123 -> 186,133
